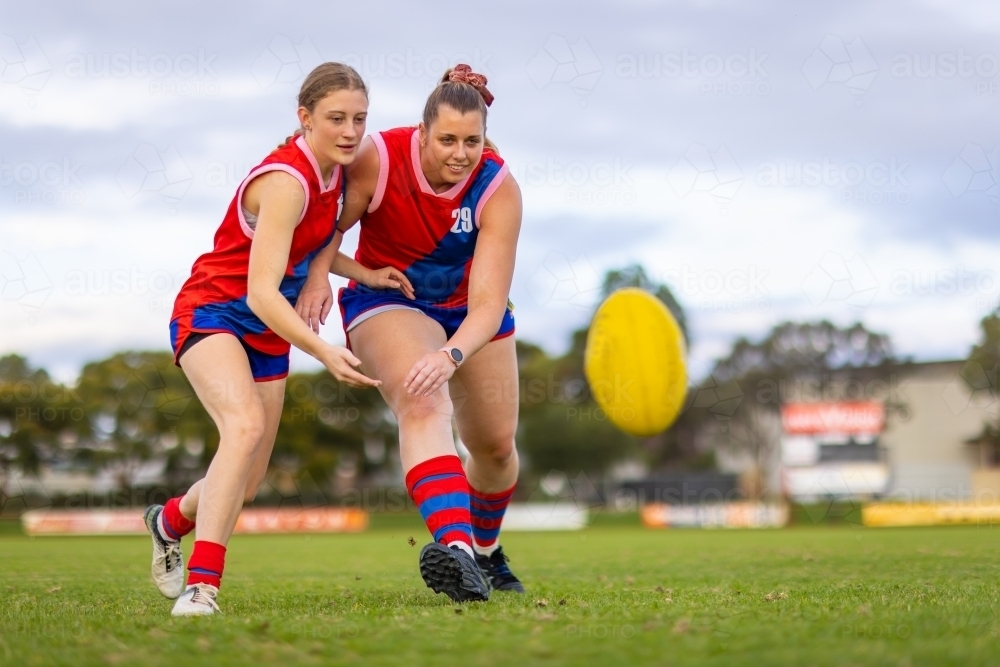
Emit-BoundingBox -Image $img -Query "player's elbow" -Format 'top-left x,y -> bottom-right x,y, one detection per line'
467,297 -> 507,328
246,290 -> 262,316
246,285 -> 276,319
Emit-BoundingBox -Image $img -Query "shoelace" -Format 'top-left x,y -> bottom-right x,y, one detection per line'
153,535 -> 183,573
488,551 -> 514,578
164,541 -> 183,572
189,586 -> 220,611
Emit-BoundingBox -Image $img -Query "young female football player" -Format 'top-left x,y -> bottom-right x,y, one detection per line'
144,63 -> 403,616
296,65 -> 523,601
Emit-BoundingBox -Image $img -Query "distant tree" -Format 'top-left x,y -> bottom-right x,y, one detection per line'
516,335 -> 639,480
74,351 -> 215,488
962,312 -> 1000,465
276,368 -> 397,491
72,351 -> 399,493
712,320 -> 896,385
3,349 -> 399,495
0,354 -> 73,474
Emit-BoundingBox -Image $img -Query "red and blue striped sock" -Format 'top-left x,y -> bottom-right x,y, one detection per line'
469,483 -> 515,556
158,495 -> 195,542
187,540 -> 226,589
405,455 -> 474,556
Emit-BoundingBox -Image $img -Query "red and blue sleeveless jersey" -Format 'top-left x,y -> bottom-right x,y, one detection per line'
348,126 -> 509,308
171,135 -> 343,357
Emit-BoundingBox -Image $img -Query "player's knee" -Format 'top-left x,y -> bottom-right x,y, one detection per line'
220,407 -> 267,453
235,417 -> 267,449
473,436 -> 517,469
396,393 -> 452,427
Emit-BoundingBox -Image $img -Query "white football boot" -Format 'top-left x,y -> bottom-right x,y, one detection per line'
143,504 -> 186,599
171,583 -> 220,616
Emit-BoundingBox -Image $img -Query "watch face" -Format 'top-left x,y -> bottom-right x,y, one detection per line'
450,348 -> 464,363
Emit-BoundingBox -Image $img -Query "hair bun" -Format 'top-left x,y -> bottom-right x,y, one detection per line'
446,64 -> 494,106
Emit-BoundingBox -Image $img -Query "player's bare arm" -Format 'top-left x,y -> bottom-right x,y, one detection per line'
245,171 -> 378,389
402,174 -> 521,397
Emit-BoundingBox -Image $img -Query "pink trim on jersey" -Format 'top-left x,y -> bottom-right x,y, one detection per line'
367,133 -> 390,213
410,129 -> 471,199
295,135 -> 341,194
473,162 -> 510,229
236,164 -> 310,239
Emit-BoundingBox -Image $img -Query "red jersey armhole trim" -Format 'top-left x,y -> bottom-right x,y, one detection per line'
237,165 -> 311,239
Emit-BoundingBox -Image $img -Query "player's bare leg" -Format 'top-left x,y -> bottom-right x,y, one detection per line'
175,377 -> 284,514
450,334 -> 525,592
350,309 -> 489,602
147,334 -> 269,614
145,340 -> 284,607
351,310 -> 456,467
453,335 -> 519,493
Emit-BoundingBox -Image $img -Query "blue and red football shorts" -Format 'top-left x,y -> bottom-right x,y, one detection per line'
169,318 -> 290,383
338,285 -> 515,345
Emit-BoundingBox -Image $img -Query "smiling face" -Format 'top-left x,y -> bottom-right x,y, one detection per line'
418,104 -> 486,190
298,88 -> 369,167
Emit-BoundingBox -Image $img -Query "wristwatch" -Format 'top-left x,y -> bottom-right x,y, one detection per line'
441,347 -> 464,368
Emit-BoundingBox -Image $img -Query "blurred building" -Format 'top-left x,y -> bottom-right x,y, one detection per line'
777,360 -> 999,502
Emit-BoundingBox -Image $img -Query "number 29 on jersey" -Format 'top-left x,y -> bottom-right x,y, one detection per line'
450,206 -> 473,234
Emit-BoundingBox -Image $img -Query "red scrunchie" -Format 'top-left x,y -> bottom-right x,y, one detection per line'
448,63 -> 494,107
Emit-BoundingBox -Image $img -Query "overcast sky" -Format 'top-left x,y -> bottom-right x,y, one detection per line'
1,0 -> 998,382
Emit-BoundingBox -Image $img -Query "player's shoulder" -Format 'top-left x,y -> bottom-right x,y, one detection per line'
379,125 -> 418,146
489,168 -> 520,204
477,148 -> 513,190
478,159 -> 521,222
244,168 -> 307,205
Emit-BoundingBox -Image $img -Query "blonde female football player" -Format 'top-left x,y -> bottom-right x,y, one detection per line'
144,63 -> 406,616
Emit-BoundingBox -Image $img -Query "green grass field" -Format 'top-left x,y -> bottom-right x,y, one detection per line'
1,517 -> 999,666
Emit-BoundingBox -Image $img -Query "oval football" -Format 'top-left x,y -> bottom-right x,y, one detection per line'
584,288 -> 687,437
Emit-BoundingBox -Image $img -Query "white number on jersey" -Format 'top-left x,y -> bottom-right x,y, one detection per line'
450,206 -> 473,233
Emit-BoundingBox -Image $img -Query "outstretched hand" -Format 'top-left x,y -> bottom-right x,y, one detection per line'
320,346 -> 381,389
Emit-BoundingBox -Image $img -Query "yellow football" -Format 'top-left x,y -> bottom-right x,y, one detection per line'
584,288 -> 688,437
